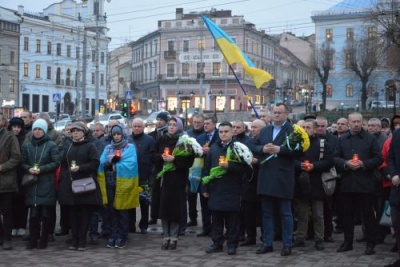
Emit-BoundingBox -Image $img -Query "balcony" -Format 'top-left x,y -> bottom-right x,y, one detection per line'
164,50 -> 176,60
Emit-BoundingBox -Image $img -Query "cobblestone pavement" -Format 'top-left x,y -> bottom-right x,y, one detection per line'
1,220 -> 398,267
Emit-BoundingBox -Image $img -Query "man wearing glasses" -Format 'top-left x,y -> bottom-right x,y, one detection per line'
254,103 -> 302,256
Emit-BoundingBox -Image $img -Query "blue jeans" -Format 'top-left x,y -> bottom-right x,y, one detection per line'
107,186 -> 129,240
261,196 -> 293,247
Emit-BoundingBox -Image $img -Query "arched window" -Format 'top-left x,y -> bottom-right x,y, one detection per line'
326,84 -> 333,97
56,68 -> 61,85
368,83 -> 376,97
346,84 -> 353,97
66,69 -> 71,86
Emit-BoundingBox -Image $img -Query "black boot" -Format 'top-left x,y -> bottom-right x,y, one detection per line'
26,217 -> 40,249
37,235 -> 48,249
169,241 -> 177,250
161,240 -> 170,250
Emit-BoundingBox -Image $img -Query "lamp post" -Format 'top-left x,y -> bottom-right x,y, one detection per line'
208,90 -> 223,121
304,92 -> 309,114
340,102 -> 344,117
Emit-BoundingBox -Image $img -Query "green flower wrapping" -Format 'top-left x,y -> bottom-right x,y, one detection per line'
156,135 -> 203,179
202,166 -> 227,185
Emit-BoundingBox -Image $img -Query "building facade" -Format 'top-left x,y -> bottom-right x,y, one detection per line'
14,0 -> 110,116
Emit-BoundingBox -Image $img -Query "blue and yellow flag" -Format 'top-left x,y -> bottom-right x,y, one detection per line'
202,16 -> 273,89
98,144 -> 139,210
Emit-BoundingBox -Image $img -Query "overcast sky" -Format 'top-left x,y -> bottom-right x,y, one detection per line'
1,0 -> 353,50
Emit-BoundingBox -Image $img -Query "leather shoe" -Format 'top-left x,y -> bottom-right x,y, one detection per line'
324,236 -> 334,243
227,247 -> 237,255
187,220 -> 198,227
256,245 -> 273,254
197,231 -> 210,237
280,246 -> 291,256
205,245 -> 223,253
365,244 -> 375,255
337,242 -> 353,252
240,239 -> 256,246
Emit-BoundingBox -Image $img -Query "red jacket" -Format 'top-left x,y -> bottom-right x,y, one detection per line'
380,137 -> 392,188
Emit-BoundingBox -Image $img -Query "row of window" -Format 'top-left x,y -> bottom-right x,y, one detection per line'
0,78 -> 16,92
325,26 -> 377,42
1,21 -> 19,33
22,37 -> 105,63
0,50 -> 16,65
22,63 -> 105,86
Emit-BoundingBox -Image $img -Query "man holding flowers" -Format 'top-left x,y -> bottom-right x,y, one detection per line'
202,122 -> 253,255
254,103 -> 307,256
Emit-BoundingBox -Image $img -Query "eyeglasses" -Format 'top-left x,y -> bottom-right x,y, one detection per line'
21,116 -> 28,119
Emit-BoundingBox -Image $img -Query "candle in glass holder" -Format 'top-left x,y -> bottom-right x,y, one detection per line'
352,154 -> 359,164
303,160 -> 310,169
204,141 -> 210,147
33,163 -> 39,171
163,147 -> 170,156
115,150 -> 121,159
219,156 -> 226,164
71,160 -> 77,168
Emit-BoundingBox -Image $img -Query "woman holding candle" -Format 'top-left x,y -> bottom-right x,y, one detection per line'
150,117 -> 195,250
57,122 -> 102,251
22,119 -> 61,249
98,124 -> 139,249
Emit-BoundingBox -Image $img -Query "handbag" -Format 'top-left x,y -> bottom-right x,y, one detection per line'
320,139 -> 337,196
71,177 -> 96,195
22,143 -> 47,187
22,173 -> 38,187
379,201 -> 392,227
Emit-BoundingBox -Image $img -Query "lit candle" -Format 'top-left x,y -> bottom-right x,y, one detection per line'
115,150 -> 121,158
163,147 -> 170,156
353,154 -> 359,164
33,163 -> 39,171
219,156 -> 226,164
304,160 -> 310,170
71,160 -> 77,168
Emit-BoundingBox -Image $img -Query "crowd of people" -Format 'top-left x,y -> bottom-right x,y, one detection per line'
0,105 -> 400,266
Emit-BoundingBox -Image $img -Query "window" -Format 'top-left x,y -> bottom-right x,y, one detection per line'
245,39 -> 249,51
368,27 -> 377,39
326,84 -> 333,97
346,28 -> 354,41
24,63 -> 28,76
9,79 -> 15,92
94,0 -> 99,15
47,41 -> 52,54
24,37 -> 29,51
168,40 -> 174,51
101,52 -> 105,64
167,64 -> 175,77
92,51 -> 96,62
67,45 -> 71,58
346,84 -> 353,97
197,62 -> 205,78
183,40 -> 189,52
100,74 -> 104,86
42,95 -> 49,112
66,69 -> 71,86
198,38 -> 205,50
56,68 -> 61,85
10,51 -> 15,65
36,64 -> 41,78
57,43 -> 61,56
213,40 -> 219,51
47,67 -> 51,80
91,73 -> 95,84
368,83 -> 376,97
326,29 -> 333,42
36,39 -> 41,53
229,63 -> 238,75
182,63 -> 190,77
212,62 -> 221,76
76,47 -> 80,59
149,62 -> 153,80
345,51 -> 353,68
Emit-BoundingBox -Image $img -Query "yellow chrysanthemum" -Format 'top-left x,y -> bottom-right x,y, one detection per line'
293,124 -> 310,152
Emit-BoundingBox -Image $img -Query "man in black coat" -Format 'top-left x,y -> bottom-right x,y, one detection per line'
333,112 -> 383,255
253,103 -> 303,256
129,118 -> 155,234
202,121 -> 251,255
195,116 -> 220,237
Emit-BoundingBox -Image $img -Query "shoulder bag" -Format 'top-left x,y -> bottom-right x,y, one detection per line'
22,143 -> 47,187
319,139 -> 337,196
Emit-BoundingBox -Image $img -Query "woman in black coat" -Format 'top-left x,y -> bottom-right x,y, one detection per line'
150,117 -> 194,250
58,122 -> 101,251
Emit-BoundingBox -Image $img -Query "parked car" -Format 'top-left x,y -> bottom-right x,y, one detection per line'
54,120 -> 72,132
370,100 -> 396,109
144,111 -> 170,134
87,113 -> 126,130
334,104 -> 355,111
58,113 -> 72,121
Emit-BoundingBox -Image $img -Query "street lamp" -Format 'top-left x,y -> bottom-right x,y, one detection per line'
208,90 -> 223,120
304,92 -> 309,114
340,102 -> 344,117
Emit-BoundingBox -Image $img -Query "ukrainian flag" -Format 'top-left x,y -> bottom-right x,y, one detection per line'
98,144 -> 139,210
202,16 -> 273,89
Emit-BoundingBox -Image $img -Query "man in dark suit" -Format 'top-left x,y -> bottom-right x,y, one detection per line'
254,103 -> 303,256
196,116 -> 220,237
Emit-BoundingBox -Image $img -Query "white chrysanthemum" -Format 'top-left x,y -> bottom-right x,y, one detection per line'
233,142 -> 253,166
177,134 -> 203,157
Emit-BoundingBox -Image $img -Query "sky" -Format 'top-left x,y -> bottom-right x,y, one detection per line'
0,0 -> 362,51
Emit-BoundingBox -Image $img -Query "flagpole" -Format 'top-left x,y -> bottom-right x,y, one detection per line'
228,65 -> 260,119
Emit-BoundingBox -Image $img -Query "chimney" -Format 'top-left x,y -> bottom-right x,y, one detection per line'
176,8 -> 183,19
18,5 -> 24,16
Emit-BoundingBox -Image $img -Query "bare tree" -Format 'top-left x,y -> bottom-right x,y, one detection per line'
369,0 -> 400,47
312,42 -> 334,111
342,36 -> 382,110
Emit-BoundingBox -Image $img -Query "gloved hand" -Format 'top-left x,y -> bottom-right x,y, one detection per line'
111,156 -> 121,164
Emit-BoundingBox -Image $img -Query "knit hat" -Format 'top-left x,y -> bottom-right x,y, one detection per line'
8,117 -> 24,130
156,112 -> 169,123
170,116 -> 183,133
70,122 -> 88,134
32,119 -> 48,133
111,124 -> 125,136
